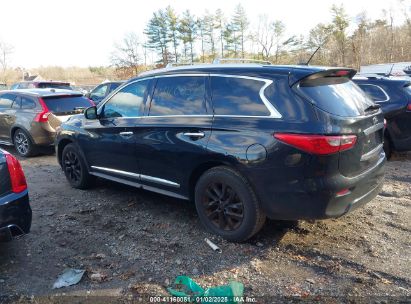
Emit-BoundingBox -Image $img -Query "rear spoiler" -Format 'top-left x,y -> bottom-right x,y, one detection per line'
289,68 -> 357,87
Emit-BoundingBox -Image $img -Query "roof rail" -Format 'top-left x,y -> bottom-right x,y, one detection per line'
165,62 -> 203,68
212,58 -> 272,65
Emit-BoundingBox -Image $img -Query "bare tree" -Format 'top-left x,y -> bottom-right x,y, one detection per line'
110,33 -> 141,77
254,16 -> 285,61
0,41 -> 14,84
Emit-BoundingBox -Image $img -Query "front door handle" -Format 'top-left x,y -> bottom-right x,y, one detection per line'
119,131 -> 133,138
183,132 -> 205,138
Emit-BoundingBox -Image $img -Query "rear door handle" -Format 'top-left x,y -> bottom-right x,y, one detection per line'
119,131 -> 133,138
183,132 -> 205,138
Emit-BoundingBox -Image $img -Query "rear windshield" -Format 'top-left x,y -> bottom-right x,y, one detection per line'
43,96 -> 92,114
38,83 -> 72,90
297,77 -> 375,117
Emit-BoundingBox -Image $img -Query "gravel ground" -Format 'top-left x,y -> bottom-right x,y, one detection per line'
0,148 -> 410,303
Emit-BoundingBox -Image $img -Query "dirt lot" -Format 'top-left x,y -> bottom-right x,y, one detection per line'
0,148 -> 410,303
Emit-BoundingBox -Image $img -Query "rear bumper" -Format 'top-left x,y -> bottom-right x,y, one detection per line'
250,152 -> 386,220
0,190 -> 31,242
28,123 -> 55,146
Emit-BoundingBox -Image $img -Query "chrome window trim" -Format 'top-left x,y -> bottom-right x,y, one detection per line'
358,84 -> 390,102
209,74 -> 282,119
97,73 -> 282,119
90,166 -> 180,188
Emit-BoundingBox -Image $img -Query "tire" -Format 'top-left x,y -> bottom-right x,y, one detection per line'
13,129 -> 36,157
194,166 -> 266,242
383,134 -> 392,160
62,143 -> 95,189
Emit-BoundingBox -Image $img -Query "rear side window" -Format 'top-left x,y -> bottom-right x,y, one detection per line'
0,94 -> 15,109
43,96 -> 92,113
297,77 -> 374,117
211,76 -> 271,116
21,96 -> 37,109
102,80 -> 149,118
357,84 -> 388,102
150,76 -> 206,116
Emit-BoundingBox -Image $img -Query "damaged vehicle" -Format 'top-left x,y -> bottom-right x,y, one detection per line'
0,148 -> 31,241
56,63 -> 386,242
0,89 -> 94,157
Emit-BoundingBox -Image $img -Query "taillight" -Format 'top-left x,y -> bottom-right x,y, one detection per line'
4,153 -> 27,193
34,98 -> 50,122
407,103 -> 411,111
274,134 -> 357,155
384,119 -> 387,128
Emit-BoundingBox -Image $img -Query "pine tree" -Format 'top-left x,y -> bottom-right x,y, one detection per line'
179,10 -> 197,62
166,6 -> 180,63
144,10 -> 171,65
232,4 -> 249,58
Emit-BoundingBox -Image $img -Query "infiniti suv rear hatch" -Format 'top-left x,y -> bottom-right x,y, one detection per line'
295,69 -> 384,177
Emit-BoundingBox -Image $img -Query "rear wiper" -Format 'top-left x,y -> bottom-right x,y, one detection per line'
364,104 -> 381,112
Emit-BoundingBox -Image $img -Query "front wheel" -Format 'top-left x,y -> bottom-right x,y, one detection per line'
195,167 -> 266,242
62,143 -> 95,189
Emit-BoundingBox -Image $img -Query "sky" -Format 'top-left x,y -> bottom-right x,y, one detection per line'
0,0 -> 409,68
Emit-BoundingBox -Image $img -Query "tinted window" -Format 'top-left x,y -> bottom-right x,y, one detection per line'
21,96 -> 37,109
43,96 -> 92,113
211,76 -> 271,116
38,83 -> 72,89
109,83 -> 122,93
358,84 -> 388,102
102,80 -> 148,118
0,93 -> 15,109
298,77 -> 374,117
91,84 -> 109,98
12,97 -> 21,109
150,76 -> 206,116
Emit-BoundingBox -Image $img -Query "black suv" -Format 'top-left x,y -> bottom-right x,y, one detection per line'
353,75 -> 411,158
56,64 -> 385,241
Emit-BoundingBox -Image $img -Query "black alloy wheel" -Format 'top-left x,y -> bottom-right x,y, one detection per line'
202,182 -> 244,231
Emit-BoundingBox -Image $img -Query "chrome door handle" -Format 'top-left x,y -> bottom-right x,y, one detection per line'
119,131 -> 133,138
183,132 -> 205,138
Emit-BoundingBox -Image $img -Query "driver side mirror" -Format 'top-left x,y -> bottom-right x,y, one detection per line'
84,106 -> 98,120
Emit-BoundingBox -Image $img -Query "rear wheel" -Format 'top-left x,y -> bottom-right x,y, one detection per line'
195,167 -> 266,242
62,143 -> 95,189
13,129 -> 36,157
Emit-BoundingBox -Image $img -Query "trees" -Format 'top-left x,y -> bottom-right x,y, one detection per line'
330,4 -> 350,65
232,4 -> 249,58
166,6 -> 180,63
145,9 -> 171,65
254,16 -> 286,61
110,32 -> 141,77
214,9 -> 226,58
179,10 -> 197,62
0,41 -> 13,84
135,4 -> 410,68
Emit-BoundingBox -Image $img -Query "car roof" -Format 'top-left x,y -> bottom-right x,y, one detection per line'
353,75 -> 411,85
134,64 -> 354,83
0,88 -> 83,97
13,81 -> 70,85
